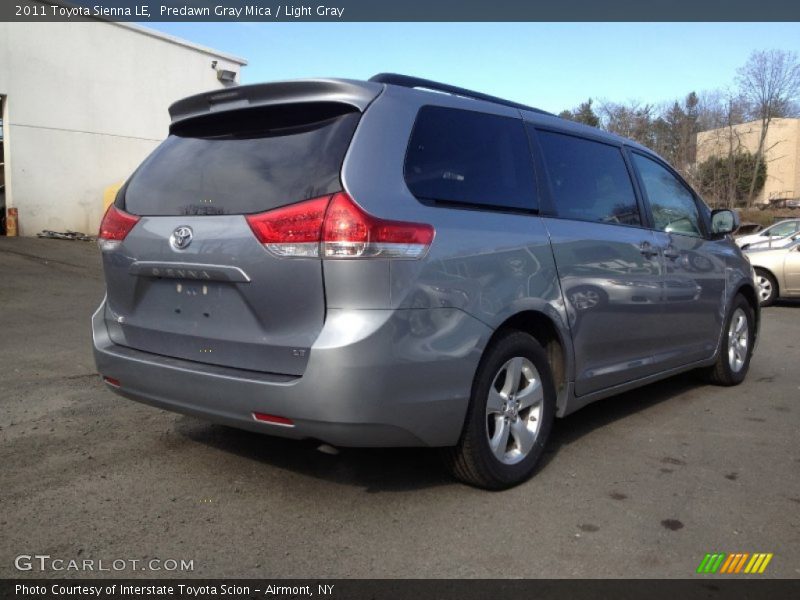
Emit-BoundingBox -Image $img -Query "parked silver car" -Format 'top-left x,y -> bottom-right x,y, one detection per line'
746,238 -> 800,306
93,75 -> 759,488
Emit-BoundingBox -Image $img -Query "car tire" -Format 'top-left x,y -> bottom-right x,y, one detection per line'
700,295 -> 755,386
443,330 -> 556,490
754,269 -> 778,307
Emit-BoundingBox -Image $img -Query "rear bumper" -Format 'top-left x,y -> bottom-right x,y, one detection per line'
92,301 -> 490,447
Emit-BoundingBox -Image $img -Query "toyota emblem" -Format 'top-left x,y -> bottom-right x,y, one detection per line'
170,226 -> 193,250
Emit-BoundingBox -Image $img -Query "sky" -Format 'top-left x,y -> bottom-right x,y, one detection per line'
146,22 -> 800,114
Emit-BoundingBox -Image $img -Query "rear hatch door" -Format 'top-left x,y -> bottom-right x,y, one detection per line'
102,83 -> 379,375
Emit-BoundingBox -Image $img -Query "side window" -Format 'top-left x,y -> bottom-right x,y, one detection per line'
767,221 -> 798,237
535,130 -> 641,226
632,153 -> 703,238
404,106 -> 537,211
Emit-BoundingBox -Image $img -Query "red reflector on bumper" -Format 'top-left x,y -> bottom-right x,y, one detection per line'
252,412 -> 294,427
103,376 -> 121,387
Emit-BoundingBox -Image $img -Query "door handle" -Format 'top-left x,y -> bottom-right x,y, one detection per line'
663,246 -> 680,260
639,241 -> 659,259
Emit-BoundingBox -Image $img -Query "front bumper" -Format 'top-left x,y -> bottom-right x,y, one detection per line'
92,301 -> 490,447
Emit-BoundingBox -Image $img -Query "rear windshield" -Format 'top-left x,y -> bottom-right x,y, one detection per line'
121,103 -> 360,216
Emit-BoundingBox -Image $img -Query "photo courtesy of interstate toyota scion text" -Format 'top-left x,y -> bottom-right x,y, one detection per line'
92,74 -> 759,489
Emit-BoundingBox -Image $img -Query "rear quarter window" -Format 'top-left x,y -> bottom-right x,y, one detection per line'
404,106 -> 537,212
121,103 -> 360,216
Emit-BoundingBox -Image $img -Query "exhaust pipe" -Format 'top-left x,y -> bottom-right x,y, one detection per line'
316,443 -> 339,455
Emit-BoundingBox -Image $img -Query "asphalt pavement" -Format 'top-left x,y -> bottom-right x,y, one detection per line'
1,237 -> 798,579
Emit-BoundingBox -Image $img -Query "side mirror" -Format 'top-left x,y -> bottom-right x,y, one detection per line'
711,209 -> 739,237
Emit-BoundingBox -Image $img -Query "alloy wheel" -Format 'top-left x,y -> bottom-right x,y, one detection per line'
485,357 -> 544,465
727,307 -> 749,373
756,275 -> 773,303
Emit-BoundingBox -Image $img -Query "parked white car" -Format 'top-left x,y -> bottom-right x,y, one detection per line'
736,219 -> 800,249
744,231 -> 800,251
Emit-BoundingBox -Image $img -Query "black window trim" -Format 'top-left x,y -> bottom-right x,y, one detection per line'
527,124 -> 652,232
403,104 -> 540,216
627,148 -> 712,240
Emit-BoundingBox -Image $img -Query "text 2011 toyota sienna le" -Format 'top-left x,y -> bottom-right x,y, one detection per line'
93,74 -> 759,489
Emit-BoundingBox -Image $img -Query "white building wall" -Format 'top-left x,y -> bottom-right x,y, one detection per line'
0,13 -> 246,235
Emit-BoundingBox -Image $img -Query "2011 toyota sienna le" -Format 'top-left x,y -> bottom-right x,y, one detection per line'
93,74 -> 759,489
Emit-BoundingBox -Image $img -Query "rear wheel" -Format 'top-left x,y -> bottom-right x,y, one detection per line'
754,269 -> 778,306
444,331 -> 555,490
700,295 -> 755,386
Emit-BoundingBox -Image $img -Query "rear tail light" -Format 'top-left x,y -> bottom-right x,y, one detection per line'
98,205 -> 140,251
321,193 -> 435,259
246,192 -> 434,259
245,196 -> 329,258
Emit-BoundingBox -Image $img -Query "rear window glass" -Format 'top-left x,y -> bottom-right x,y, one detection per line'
404,106 -> 537,212
536,129 -> 641,226
122,103 -> 360,216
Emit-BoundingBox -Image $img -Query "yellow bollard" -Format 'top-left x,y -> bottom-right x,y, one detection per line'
103,182 -> 123,212
6,207 -> 18,236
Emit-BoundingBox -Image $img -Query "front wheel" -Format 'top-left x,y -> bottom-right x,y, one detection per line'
443,331 -> 556,490
754,269 -> 778,306
699,295 -> 755,386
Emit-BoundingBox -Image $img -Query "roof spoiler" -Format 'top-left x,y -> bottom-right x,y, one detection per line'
168,78 -> 383,127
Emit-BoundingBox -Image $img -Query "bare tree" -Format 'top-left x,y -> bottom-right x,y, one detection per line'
736,50 -> 800,205
693,90 -> 751,206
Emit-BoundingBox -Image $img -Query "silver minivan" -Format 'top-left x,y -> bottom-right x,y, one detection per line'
93,74 -> 758,488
